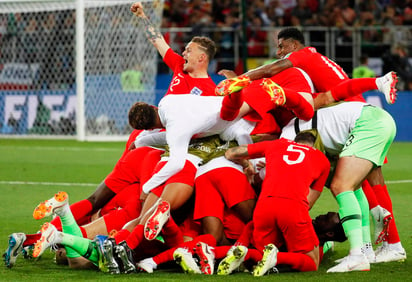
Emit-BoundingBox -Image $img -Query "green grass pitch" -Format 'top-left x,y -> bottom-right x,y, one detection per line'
0,139 -> 411,281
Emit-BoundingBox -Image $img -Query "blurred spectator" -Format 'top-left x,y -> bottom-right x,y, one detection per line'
318,0 -> 337,26
266,0 -> 285,26
246,16 -> 267,57
380,4 -> 398,26
382,43 -> 412,90
333,0 -> 357,27
290,0 -> 316,26
279,0 -> 297,10
215,12 -> 240,70
38,13 -> 58,89
352,54 -> 376,78
402,1 -> 412,25
169,0 -> 190,27
357,0 -> 381,22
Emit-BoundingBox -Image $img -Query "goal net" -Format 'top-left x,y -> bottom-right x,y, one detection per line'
0,0 -> 163,140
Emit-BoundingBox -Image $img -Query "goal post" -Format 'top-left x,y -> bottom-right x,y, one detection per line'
0,0 -> 163,141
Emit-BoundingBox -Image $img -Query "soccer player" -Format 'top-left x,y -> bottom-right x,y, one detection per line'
280,101 -> 406,272
217,27 -> 402,264
217,212 -> 347,275
194,155 -> 257,246
216,27 -> 398,108
2,129 -> 159,268
131,2 -> 217,97
223,131 -> 330,276
136,212 -> 347,275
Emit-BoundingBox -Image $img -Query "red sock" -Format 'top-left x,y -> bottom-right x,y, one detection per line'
235,221 -> 254,246
283,89 -> 314,120
214,246 -> 231,259
277,252 -> 317,272
23,233 -> 41,247
125,224 -> 145,249
220,92 -> 243,121
362,180 -> 379,209
372,184 -> 400,243
50,199 -> 93,231
194,234 -> 217,247
103,203 -> 141,234
113,229 -> 131,244
330,78 -> 377,101
162,216 -> 184,247
79,226 -> 87,238
245,248 -> 262,262
152,247 -> 177,265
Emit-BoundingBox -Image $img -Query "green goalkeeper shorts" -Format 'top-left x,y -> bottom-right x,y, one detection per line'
340,105 -> 396,166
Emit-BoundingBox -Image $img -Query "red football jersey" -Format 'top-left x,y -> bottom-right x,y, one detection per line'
286,47 -> 365,101
286,47 -> 349,92
247,138 -> 330,208
163,48 -> 216,96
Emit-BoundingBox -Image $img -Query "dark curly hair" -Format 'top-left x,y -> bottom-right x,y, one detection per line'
278,27 -> 305,45
128,102 -> 157,130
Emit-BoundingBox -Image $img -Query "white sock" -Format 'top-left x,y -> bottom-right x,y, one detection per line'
389,242 -> 403,252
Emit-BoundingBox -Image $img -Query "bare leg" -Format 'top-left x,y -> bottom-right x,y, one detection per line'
87,182 -> 116,212
202,216 -> 232,246
232,199 -> 256,223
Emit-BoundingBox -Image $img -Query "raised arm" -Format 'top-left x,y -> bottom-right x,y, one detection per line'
130,2 -> 170,58
216,59 -> 293,96
244,58 -> 293,80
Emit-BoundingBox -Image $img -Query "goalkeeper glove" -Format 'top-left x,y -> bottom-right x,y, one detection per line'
215,75 -> 251,96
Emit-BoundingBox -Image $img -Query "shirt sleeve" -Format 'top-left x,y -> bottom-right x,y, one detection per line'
247,141 -> 271,159
142,124 -> 193,193
163,48 -> 185,72
134,129 -> 167,148
310,152 -> 330,192
286,49 -> 306,68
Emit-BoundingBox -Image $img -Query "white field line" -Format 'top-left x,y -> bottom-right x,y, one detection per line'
0,179 -> 411,187
0,146 -> 120,152
0,181 -> 98,187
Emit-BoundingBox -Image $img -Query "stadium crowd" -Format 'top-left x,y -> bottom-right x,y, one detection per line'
1,0 -> 412,90
3,0 -> 408,277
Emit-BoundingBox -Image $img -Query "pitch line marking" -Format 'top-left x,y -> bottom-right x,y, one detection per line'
0,181 -> 98,187
0,146 -> 121,152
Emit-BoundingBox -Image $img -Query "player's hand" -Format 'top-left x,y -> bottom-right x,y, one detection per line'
128,141 -> 136,151
140,192 -> 148,202
215,75 -> 251,96
130,2 -> 145,17
256,160 -> 266,171
217,69 -> 237,79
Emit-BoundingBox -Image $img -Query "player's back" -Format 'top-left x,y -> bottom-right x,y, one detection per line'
286,47 -> 349,92
249,138 -> 329,207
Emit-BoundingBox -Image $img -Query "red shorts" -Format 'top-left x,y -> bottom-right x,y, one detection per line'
150,160 -> 197,197
193,167 -> 256,221
252,197 -> 318,253
179,215 -> 202,240
100,183 -> 140,215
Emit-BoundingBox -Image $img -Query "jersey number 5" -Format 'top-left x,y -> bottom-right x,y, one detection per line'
283,144 -> 309,165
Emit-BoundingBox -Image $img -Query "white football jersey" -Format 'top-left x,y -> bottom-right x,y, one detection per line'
281,102 -> 366,156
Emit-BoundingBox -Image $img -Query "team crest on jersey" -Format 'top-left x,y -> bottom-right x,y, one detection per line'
190,87 -> 203,96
